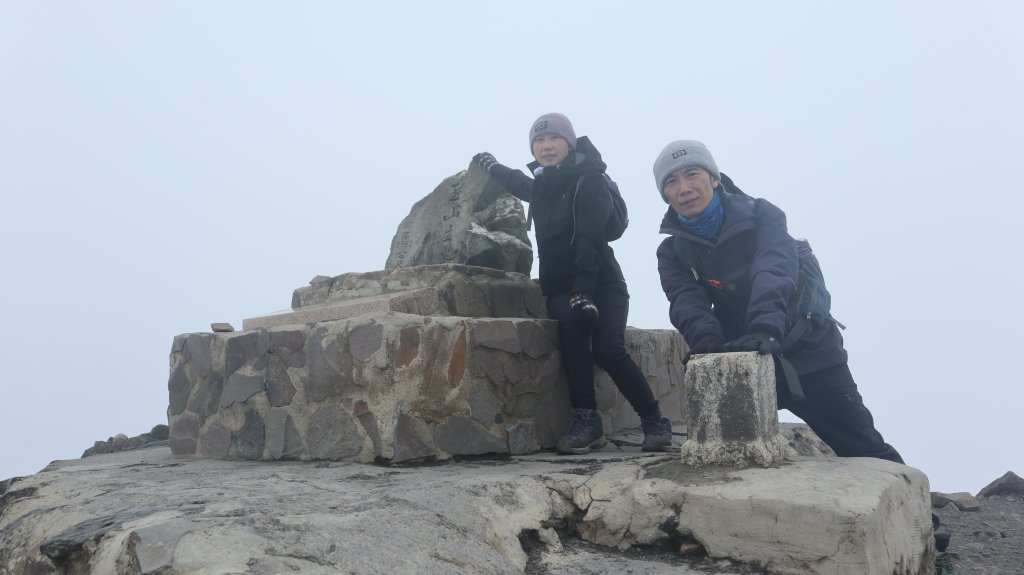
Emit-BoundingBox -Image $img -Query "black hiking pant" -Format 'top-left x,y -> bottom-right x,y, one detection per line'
547,286 -> 660,419
777,362 -> 904,464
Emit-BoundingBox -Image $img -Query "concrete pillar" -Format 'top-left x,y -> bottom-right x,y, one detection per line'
680,352 -> 793,467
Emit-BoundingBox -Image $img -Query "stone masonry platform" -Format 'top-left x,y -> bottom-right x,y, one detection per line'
169,265 -> 688,464
168,313 -> 686,463
243,265 -> 546,330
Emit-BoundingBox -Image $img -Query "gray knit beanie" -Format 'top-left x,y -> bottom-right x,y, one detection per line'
529,113 -> 577,151
652,140 -> 720,201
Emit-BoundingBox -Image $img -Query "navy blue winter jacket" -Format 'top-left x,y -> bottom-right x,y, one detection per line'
656,187 -> 848,375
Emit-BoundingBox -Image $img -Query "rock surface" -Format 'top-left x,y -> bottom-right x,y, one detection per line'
0,443 -> 934,575
977,470 -> 1024,497
81,424 -> 169,457
931,491 -> 981,512
385,164 -> 532,274
933,490 -> 1024,574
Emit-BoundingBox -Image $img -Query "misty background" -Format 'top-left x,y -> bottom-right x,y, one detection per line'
2,1 -> 1021,493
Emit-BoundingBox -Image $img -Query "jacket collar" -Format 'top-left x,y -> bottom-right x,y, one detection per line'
659,189 -> 758,245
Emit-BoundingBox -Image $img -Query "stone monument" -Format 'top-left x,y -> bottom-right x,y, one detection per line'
0,163 -> 936,575
385,163 -> 532,274
679,351 -> 793,467
167,164 -> 688,464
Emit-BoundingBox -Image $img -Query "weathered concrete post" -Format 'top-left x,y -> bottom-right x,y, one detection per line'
680,351 -> 793,467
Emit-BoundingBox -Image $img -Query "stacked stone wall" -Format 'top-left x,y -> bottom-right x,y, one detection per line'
169,311 -> 686,463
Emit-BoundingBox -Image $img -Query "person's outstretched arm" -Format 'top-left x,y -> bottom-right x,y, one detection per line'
657,237 -> 724,347
745,199 -> 799,341
472,152 -> 533,203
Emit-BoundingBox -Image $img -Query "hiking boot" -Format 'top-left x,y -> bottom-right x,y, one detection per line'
640,415 -> 673,452
556,408 -> 606,455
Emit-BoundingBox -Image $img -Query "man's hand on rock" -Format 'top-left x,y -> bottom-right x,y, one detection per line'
724,333 -> 781,355
683,335 -> 725,364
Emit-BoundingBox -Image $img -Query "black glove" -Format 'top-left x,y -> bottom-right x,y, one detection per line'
724,333 -> 781,355
683,335 -> 725,364
472,152 -> 498,172
569,292 -> 599,327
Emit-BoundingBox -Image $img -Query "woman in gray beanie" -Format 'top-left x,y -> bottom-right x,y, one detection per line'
472,113 -> 672,454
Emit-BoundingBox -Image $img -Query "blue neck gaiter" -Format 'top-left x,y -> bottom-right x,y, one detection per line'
676,191 -> 724,239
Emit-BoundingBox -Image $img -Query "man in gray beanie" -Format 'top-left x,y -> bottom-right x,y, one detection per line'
654,140 -> 904,463
653,140 -> 719,199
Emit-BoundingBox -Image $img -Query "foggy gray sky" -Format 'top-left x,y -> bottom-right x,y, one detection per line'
2,1 -> 1021,493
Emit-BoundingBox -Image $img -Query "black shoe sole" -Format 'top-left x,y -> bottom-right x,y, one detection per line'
556,437 -> 607,455
642,439 -> 673,452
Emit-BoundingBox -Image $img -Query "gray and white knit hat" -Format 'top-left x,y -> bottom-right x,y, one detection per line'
529,113 -> 577,151
652,140 -> 720,201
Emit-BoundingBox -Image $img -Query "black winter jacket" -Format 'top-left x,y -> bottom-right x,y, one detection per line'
656,187 -> 848,375
488,136 -> 626,297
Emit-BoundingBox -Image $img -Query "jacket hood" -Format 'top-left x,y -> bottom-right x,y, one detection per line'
526,135 -> 607,176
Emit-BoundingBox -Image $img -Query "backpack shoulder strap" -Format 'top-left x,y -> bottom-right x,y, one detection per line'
672,235 -> 694,266
781,270 -> 813,352
776,355 -> 806,401
569,175 -> 586,244
672,235 -> 701,281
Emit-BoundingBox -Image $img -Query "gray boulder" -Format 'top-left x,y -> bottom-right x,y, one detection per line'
385,163 -> 532,274
81,424 -> 169,457
978,470 -> 1024,497
780,422 -> 835,457
931,491 -> 981,511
